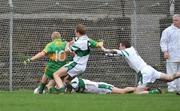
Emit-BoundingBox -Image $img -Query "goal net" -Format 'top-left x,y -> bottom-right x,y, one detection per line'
0,0 -> 179,90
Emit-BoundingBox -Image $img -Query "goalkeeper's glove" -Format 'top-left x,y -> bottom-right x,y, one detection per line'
23,58 -> 31,65
105,53 -> 114,57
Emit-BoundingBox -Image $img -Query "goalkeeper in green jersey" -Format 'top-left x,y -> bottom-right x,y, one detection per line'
24,31 -> 71,94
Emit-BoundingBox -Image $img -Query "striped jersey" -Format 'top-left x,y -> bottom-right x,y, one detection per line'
71,77 -> 114,94
70,35 -> 97,65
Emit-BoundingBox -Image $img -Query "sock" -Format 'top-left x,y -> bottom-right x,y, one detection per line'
57,87 -> 65,93
39,83 -> 46,94
49,87 -> 65,94
148,89 -> 160,94
49,87 -> 58,94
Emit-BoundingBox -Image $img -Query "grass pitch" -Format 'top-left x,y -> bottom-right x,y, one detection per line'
0,91 -> 180,111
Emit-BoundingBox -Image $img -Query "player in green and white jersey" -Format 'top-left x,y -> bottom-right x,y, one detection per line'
53,24 -> 104,92
24,32 -> 71,94
70,77 -> 162,94
71,77 -> 135,94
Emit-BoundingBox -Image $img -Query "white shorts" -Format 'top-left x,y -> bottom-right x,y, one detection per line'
85,81 -> 113,94
64,61 -> 86,77
138,65 -> 161,87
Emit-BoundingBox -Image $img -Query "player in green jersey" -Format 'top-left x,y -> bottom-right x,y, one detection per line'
24,31 -> 70,94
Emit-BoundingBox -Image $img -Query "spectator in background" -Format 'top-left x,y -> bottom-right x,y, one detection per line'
160,14 -> 180,93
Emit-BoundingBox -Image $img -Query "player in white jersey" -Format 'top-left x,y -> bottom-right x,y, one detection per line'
70,77 -> 162,94
71,77 -> 135,94
53,24 -> 103,92
101,41 -> 180,89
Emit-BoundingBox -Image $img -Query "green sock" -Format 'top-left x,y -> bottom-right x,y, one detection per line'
148,89 -> 160,94
39,83 -> 46,94
49,87 -> 58,94
57,87 -> 65,93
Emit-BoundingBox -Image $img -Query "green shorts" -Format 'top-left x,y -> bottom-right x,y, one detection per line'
45,67 -> 59,79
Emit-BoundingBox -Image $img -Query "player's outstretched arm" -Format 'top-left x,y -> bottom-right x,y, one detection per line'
101,46 -> 118,54
23,51 -> 46,65
31,51 -> 46,61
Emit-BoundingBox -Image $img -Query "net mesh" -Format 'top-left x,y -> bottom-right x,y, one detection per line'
0,0 -> 179,90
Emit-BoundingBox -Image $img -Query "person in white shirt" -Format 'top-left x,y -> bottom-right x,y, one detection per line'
53,24 -> 104,93
160,14 -> 180,93
101,41 -> 180,90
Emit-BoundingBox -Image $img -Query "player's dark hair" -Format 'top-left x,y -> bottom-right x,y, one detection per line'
120,40 -> 131,48
75,24 -> 86,35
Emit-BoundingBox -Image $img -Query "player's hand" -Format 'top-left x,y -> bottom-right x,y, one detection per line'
98,41 -> 104,48
97,39 -> 104,48
23,58 -> 31,65
163,51 -> 169,59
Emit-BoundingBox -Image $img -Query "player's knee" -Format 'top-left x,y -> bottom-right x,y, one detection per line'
41,77 -> 48,83
53,72 -> 59,78
41,80 -> 47,84
46,84 -> 51,89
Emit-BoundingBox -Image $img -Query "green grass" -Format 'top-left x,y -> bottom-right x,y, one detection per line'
0,91 -> 180,111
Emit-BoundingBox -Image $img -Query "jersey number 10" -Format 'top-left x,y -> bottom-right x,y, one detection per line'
55,50 -> 66,61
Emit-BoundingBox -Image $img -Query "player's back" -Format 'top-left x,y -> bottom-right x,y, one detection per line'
44,38 -> 68,70
123,47 -> 148,73
71,77 -> 113,94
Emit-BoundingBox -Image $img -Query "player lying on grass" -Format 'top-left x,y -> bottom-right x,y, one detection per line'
70,77 -> 162,94
101,40 -> 180,92
24,32 -> 72,94
53,24 -> 104,93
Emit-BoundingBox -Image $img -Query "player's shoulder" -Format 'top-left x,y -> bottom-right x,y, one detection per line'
88,38 -> 96,43
88,38 -> 97,43
122,47 -> 135,56
163,25 -> 175,32
45,40 -> 58,48
45,41 -> 53,47
124,46 -> 134,52
75,37 -> 88,45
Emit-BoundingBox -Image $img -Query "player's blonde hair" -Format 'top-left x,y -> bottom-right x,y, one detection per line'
51,31 -> 61,40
